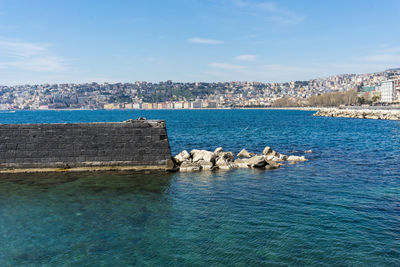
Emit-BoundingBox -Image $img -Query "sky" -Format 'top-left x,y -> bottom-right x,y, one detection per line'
0,0 -> 400,85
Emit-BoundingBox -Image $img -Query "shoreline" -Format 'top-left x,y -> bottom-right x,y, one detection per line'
0,107 -> 320,111
314,108 -> 400,120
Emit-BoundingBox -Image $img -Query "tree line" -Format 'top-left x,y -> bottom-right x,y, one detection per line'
272,90 -> 361,107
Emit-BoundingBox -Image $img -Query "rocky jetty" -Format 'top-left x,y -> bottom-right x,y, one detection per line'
170,146 -> 308,172
314,108 -> 400,120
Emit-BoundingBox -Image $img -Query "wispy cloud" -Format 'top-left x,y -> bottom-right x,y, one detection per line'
363,47 -> 400,63
0,39 -> 69,72
188,37 -> 224,44
0,40 -> 49,57
209,62 -> 245,70
232,0 -> 304,25
235,54 -> 256,61
0,56 -> 68,72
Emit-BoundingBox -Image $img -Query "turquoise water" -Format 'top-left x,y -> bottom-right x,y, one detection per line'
0,110 -> 399,266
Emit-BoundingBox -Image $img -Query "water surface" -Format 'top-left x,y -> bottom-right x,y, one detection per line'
0,110 -> 399,266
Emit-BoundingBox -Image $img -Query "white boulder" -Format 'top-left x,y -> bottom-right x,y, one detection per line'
217,151 -> 234,161
287,155 -> 307,162
174,150 -> 191,164
262,146 -> 273,155
191,149 -> 216,163
237,149 -> 252,158
234,158 -> 250,168
216,157 -> 235,170
214,147 -> 224,154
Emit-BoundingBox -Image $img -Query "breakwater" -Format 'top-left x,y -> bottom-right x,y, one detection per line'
0,119 -> 171,173
313,108 -> 400,120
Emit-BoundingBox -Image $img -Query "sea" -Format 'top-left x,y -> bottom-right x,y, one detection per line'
0,109 -> 399,266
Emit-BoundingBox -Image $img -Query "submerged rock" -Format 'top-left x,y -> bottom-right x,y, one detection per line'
165,159 -> 179,172
287,155 -> 307,162
265,161 -> 281,170
198,160 -> 214,170
179,161 -> 201,172
243,155 -> 267,168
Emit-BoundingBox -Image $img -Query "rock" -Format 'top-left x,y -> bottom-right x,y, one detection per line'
174,150 -> 191,164
262,146 -> 279,157
237,149 -> 252,158
262,146 -> 273,155
217,152 -> 234,161
191,150 -> 216,163
265,161 -> 281,170
304,150 -> 313,153
243,155 -> 267,168
277,154 -> 288,161
269,150 -> 279,157
179,161 -> 202,172
216,157 -> 235,170
234,158 -> 250,168
214,147 -> 224,154
198,160 -> 213,170
287,155 -> 307,162
314,109 -> 400,121
165,159 -> 178,172
264,155 -> 280,161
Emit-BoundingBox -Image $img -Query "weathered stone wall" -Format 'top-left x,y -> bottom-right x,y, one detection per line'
0,120 -> 171,170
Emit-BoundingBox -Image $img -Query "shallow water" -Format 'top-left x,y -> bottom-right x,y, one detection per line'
0,109 -> 399,266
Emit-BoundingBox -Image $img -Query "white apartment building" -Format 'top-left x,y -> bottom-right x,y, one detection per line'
379,79 -> 400,103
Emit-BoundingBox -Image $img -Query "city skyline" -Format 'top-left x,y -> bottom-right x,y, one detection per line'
0,0 -> 400,84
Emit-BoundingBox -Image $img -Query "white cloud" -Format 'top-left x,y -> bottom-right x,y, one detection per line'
188,37 -> 224,44
235,54 -> 256,61
0,39 -> 69,72
209,62 -> 246,70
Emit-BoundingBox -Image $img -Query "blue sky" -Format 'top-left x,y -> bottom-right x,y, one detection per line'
0,0 -> 400,84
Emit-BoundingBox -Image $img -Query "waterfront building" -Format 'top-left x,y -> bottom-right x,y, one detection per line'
173,102 -> 183,109
192,101 -> 202,109
379,79 -> 400,103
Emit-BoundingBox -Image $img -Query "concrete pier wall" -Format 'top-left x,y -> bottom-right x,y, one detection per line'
0,120 -> 171,172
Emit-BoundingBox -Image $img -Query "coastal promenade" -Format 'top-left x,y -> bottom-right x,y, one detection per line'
313,108 -> 400,120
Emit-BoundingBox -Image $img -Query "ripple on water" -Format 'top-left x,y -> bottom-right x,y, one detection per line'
0,110 -> 399,265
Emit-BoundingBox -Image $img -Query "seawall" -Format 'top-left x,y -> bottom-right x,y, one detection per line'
0,119 -> 171,173
313,108 -> 400,120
